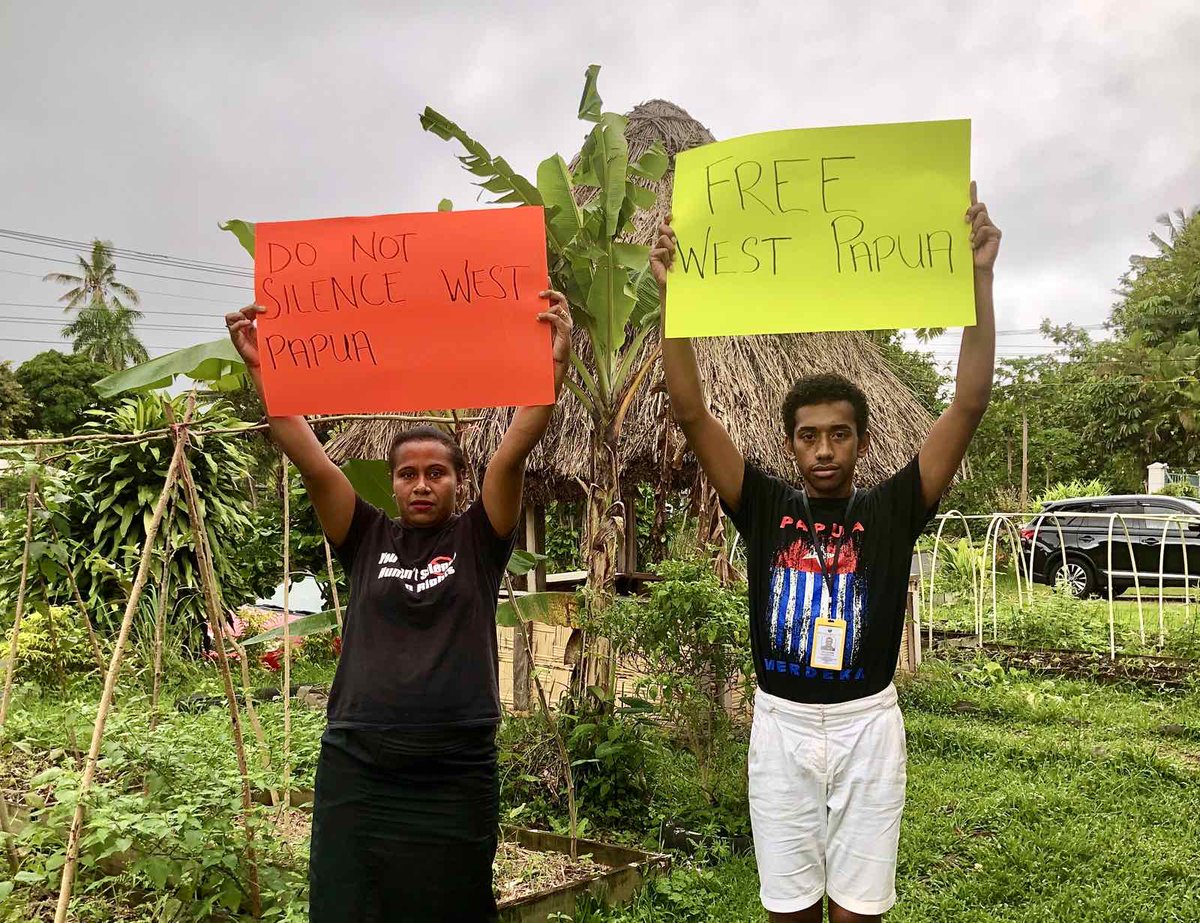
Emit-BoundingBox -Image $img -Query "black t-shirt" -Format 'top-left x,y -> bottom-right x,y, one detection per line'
722,456 -> 937,704
326,495 -> 517,730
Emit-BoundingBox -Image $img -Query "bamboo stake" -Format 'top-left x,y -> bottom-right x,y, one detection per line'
53,417 -> 189,923
501,573 -> 578,858
175,416 -> 262,918
234,641 -> 279,808
0,467 -> 29,876
149,496 -> 177,732
0,472 -> 39,727
280,458 -> 292,813
0,798 -> 17,875
0,428 -> 178,448
50,523 -> 105,672
322,536 -> 343,633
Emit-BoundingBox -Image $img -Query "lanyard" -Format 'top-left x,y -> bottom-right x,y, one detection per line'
799,487 -> 859,607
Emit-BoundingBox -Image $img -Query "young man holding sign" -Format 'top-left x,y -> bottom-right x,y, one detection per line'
653,183 -> 1000,921
226,290 -> 572,922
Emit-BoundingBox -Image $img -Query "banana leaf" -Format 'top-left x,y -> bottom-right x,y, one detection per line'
241,609 -> 338,645
495,591 -> 578,629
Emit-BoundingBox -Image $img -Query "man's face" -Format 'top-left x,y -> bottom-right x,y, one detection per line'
787,400 -> 869,498
391,440 -> 460,526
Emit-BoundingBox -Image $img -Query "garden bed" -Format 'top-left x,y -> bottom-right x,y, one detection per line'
497,827 -> 670,921
250,789 -> 671,916
942,642 -> 1197,688
2,787 -> 668,920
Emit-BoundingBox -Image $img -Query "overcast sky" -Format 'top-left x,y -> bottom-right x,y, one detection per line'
1,0 -> 1196,372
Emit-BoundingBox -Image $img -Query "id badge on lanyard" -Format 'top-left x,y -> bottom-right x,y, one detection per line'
801,488 -> 858,672
810,617 -> 847,671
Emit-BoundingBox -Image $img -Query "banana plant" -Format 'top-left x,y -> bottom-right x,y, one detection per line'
421,64 -> 668,615
100,65 -> 667,633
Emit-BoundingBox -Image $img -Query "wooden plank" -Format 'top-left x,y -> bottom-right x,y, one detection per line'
620,487 -> 639,575
511,504 -> 548,712
498,826 -> 671,922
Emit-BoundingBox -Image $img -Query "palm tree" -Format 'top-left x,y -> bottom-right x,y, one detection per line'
1149,206 -> 1199,255
44,239 -> 148,368
61,304 -> 149,369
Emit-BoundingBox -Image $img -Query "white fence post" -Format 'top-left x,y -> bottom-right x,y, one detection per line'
1148,462 -> 1168,494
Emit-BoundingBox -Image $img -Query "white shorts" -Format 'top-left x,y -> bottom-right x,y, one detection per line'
749,684 -> 907,916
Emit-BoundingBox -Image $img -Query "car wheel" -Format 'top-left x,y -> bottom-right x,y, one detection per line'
1051,557 -> 1096,598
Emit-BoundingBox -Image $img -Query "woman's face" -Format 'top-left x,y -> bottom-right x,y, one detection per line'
391,440 -> 460,526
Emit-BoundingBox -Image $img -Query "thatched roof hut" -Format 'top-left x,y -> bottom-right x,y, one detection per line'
325,101 -> 935,501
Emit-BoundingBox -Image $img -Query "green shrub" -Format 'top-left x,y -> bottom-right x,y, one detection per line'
294,628 -> 340,666
563,700 -> 656,832
1036,478 -> 1110,507
68,393 -> 260,647
1158,480 -> 1200,499
642,721 -> 750,838
931,538 -> 985,597
585,558 -> 752,828
500,700 -> 658,837
499,700 -> 751,842
1,702 -> 311,922
4,604 -> 97,686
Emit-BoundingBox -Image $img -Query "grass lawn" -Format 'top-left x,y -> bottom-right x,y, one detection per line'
590,658 -> 1200,922
2,657 -> 1198,921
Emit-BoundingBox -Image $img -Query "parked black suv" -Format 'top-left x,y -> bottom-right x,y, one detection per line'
1020,494 -> 1200,598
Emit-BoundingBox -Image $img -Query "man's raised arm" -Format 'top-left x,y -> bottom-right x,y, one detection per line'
918,181 -> 1002,509
652,220 -> 746,513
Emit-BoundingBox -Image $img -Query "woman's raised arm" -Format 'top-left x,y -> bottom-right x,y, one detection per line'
226,305 -> 357,545
481,290 -> 572,537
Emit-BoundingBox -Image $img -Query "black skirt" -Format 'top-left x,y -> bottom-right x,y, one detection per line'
308,725 -> 500,922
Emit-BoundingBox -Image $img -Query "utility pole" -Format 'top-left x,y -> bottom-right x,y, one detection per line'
1020,413 -> 1029,509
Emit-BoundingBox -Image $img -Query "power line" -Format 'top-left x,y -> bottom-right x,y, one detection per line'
0,267 -> 56,280
0,302 -> 225,321
0,315 -> 215,334
0,334 -> 177,350
0,267 -> 241,306
993,324 -> 1105,336
0,237 -> 1130,340
0,229 -> 252,277
116,288 -> 238,306
0,248 -> 251,290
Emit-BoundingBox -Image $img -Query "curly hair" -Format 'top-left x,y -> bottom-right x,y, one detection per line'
780,373 -> 869,438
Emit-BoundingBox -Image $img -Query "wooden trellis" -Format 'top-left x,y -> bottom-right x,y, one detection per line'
0,401 -> 478,920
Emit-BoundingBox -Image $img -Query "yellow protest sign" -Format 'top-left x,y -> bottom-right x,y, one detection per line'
666,119 -> 974,337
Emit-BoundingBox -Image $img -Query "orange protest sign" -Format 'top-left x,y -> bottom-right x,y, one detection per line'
252,206 -> 553,415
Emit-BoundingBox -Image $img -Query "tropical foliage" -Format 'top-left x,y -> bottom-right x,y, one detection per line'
64,393 -> 263,644
420,63 -> 668,617
0,361 -> 31,436
13,350 -> 112,435
589,558 -> 751,794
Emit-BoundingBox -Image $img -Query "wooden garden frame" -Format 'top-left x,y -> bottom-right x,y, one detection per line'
0,401 -> 483,919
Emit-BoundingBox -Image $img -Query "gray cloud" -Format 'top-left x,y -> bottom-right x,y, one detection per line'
1,0 -> 1196,367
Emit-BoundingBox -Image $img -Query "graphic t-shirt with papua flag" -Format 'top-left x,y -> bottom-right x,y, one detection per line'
723,457 -> 937,705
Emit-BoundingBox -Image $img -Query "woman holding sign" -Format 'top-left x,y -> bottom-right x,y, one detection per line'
225,291 -> 572,922
653,183 -> 1000,923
